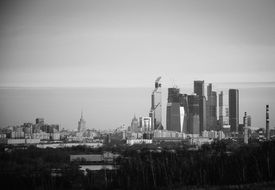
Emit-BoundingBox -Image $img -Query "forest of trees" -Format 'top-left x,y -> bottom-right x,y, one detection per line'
1,140 -> 275,190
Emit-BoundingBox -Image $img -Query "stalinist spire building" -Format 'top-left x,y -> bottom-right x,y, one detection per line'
78,111 -> 86,132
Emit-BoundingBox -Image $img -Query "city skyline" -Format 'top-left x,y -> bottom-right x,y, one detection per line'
0,80 -> 274,131
0,0 -> 274,131
1,1 -> 275,188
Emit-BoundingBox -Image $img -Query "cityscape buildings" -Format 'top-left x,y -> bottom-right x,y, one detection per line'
36,118 -> 45,126
1,77 -> 273,148
229,89 -> 239,133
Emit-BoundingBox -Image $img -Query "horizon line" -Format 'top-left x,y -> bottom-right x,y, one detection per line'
1,81 -> 275,89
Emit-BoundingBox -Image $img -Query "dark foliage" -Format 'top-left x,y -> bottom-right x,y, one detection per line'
1,140 -> 275,189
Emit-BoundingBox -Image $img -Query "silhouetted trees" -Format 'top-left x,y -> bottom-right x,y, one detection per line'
1,141 -> 275,189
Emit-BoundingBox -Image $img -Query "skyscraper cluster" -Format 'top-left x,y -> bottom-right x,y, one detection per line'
160,80 -> 240,135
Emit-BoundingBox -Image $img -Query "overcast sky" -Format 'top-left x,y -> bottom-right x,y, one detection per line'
0,0 -> 275,87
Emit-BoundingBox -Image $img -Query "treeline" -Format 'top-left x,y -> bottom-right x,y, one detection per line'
115,140 -> 275,189
0,141 -> 275,189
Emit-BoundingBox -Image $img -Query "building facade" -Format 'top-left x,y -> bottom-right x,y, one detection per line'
206,84 -> 217,131
187,94 -> 200,134
218,91 -> 229,130
194,81 -> 206,133
139,117 -> 152,131
229,89 -> 239,133
166,88 -> 186,133
149,77 -> 162,130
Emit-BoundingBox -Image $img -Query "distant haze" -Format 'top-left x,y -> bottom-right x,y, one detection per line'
0,83 -> 274,130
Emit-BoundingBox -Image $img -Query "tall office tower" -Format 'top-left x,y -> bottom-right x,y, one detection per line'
194,80 -> 206,133
179,94 -> 189,133
206,84 -> 217,131
266,105 -> 270,140
166,88 -> 185,132
194,80 -> 205,96
218,91 -> 229,129
229,89 -> 239,133
78,111 -> 86,132
187,94 -> 200,134
149,77 -> 162,130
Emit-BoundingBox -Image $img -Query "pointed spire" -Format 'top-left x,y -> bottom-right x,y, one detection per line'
81,109 -> 83,119
133,113 -> 137,121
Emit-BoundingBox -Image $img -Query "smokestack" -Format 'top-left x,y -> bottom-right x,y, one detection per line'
266,105 -> 270,140
244,112 -> 248,144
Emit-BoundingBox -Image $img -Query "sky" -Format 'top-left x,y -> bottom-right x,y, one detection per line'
0,0 -> 275,88
0,0 -> 275,130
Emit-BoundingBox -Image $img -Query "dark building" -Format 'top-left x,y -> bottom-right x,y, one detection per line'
229,89 -> 239,133
194,80 -> 205,97
166,88 -> 186,133
194,81 -> 206,133
206,84 -> 217,130
187,94 -> 200,134
41,124 -> 59,133
167,88 -> 180,103
35,118 -> 44,125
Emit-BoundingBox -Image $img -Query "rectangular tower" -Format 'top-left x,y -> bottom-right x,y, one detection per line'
166,88 -> 185,132
206,84 -> 217,131
229,89 -> 239,133
187,94 -> 200,134
194,80 -> 206,134
194,80 -> 205,97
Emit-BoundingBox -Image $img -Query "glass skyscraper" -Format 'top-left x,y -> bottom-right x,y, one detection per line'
187,94 -> 200,134
194,80 -> 206,133
219,91 -> 229,130
166,88 -> 186,133
229,89 -> 239,133
206,84 -> 217,130
149,77 -> 162,130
